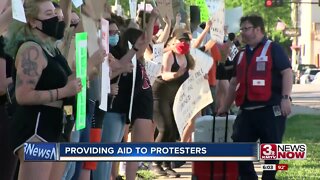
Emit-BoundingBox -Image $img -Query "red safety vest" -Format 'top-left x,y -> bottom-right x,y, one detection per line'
235,40 -> 273,106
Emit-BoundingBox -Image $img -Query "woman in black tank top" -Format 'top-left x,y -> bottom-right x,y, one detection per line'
152,29 -> 195,177
4,1 -> 82,179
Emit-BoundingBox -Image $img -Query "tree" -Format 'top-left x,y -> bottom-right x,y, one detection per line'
225,0 -> 292,54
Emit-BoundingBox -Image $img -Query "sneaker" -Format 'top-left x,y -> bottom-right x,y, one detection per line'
152,165 -> 167,176
171,161 -> 186,168
138,162 -> 150,170
115,175 -> 124,180
165,168 -> 181,178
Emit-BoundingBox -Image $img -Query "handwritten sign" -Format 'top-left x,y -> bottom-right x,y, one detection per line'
88,0 -> 105,18
145,43 -> 164,85
173,48 -> 213,137
129,0 -> 138,19
137,2 -> 153,12
228,44 -> 239,61
99,18 -> 110,111
145,61 -> 161,85
75,32 -> 88,130
153,43 -> 164,64
225,6 -> 243,33
207,0 -> 225,43
72,0 -> 83,8
12,0 -> 26,23
156,0 -> 174,20
128,42 -> 137,121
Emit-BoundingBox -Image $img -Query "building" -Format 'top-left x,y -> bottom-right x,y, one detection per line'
294,1 -> 320,68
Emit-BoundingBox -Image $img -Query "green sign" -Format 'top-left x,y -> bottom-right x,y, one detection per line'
75,32 -> 88,130
196,0 -> 209,22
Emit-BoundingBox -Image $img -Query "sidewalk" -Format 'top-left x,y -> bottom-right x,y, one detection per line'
154,105 -> 320,180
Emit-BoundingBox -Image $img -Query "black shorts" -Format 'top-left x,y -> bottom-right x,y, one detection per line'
131,88 -> 153,124
11,105 -> 63,154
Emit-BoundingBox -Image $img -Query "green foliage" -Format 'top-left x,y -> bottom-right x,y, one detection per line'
226,0 -> 292,55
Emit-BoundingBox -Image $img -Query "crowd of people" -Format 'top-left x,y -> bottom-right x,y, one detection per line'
0,0 -> 292,180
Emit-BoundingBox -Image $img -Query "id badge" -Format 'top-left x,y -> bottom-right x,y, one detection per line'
273,105 -> 282,117
64,105 -> 73,116
256,56 -> 267,62
257,62 -> 266,71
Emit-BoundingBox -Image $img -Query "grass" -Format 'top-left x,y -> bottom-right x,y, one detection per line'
136,169 -> 158,180
133,115 -> 320,179
276,114 -> 320,180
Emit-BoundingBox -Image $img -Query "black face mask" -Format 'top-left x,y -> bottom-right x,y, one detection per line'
56,21 -> 66,39
36,16 -> 65,39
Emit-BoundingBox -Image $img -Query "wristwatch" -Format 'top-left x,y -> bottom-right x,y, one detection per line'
282,95 -> 292,101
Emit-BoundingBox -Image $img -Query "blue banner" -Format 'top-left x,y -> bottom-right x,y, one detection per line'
59,143 -> 258,161
24,143 -> 57,161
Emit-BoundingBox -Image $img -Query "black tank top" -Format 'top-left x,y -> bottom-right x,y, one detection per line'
13,43 -> 72,92
171,51 -> 191,72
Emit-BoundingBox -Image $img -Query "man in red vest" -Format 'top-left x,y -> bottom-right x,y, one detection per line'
218,15 -> 292,180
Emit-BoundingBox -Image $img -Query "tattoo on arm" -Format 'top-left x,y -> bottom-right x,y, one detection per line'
21,46 -> 40,77
15,74 -> 23,88
49,90 -> 53,102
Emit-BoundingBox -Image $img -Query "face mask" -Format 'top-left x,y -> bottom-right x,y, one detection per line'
176,41 -> 190,54
56,21 -> 66,39
224,35 -> 229,42
109,34 -> 119,47
36,16 -> 62,39
153,25 -> 160,35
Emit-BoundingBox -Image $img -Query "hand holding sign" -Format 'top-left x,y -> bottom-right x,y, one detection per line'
64,78 -> 83,97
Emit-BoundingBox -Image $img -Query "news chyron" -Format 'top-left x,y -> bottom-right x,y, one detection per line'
24,143 -> 57,161
260,144 -> 307,160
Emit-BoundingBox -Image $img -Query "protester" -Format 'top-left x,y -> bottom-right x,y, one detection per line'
0,35 -> 16,180
152,28 -> 195,177
93,19 -> 139,180
136,10 -> 171,61
218,14 -> 292,180
5,0 -> 83,179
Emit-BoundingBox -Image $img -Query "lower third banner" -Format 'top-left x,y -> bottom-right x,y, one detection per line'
24,143 -> 258,161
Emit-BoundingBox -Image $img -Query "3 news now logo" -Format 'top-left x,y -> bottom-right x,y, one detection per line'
24,143 -> 57,161
260,144 -> 306,160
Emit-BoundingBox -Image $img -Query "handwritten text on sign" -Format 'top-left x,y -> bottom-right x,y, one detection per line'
75,32 -> 88,130
173,48 -> 213,137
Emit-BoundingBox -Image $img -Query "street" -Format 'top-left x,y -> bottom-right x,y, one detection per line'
291,84 -> 320,109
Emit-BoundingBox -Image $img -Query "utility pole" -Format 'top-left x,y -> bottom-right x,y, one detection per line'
291,0 -> 300,68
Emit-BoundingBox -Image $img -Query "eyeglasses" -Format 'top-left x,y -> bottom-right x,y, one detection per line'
240,26 -> 254,32
109,30 -> 120,35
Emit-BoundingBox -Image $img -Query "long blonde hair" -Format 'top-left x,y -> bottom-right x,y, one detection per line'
5,0 -> 55,58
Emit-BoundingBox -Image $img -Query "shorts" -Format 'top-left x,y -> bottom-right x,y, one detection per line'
11,105 -> 63,154
131,89 -> 153,125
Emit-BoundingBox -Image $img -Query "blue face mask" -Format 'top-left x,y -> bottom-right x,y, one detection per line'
109,34 -> 119,46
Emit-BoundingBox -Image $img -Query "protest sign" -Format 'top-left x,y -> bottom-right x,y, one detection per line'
173,48 -> 213,137
75,32 -> 88,130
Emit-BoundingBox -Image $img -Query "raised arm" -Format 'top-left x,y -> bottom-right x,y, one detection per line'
192,20 -> 212,48
145,8 -> 160,44
60,0 -> 72,27
155,15 -> 171,44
